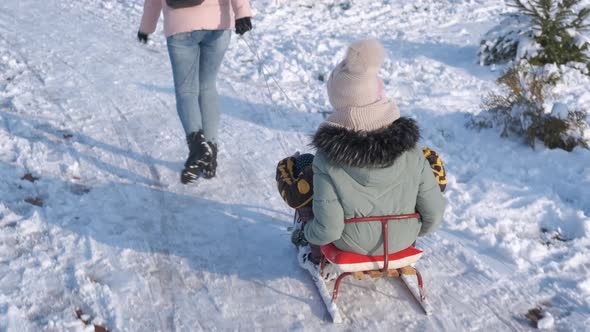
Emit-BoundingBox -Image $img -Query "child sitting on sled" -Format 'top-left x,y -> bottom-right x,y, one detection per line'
276,39 -> 447,264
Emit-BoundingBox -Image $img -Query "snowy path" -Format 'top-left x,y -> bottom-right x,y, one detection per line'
1,0 -> 589,331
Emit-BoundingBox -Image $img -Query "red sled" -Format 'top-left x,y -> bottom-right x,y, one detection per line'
318,214 -> 432,319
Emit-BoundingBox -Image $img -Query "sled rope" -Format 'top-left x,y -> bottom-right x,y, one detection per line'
238,34 -> 305,155
239,35 -> 301,113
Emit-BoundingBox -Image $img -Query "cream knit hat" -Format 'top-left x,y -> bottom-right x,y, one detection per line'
325,38 -> 400,131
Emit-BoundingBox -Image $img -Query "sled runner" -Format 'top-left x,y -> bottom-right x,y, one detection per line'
295,211 -> 432,323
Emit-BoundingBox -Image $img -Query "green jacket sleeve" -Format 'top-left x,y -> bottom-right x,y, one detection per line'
416,157 -> 447,236
304,163 -> 345,245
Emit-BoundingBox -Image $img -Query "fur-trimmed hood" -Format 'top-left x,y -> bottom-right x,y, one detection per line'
311,117 -> 420,168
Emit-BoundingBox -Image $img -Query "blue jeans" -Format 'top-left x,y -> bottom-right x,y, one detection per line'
167,30 -> 231,143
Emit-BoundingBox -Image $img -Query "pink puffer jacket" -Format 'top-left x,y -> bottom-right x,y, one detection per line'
139,0 -> 252,37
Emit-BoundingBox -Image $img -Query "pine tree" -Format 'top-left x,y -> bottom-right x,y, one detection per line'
511,0 -> 590,68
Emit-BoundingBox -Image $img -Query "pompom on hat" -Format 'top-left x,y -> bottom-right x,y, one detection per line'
325,38 -> 400,131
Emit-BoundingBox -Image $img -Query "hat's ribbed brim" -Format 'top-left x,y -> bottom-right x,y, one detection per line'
325,100 -> 401,132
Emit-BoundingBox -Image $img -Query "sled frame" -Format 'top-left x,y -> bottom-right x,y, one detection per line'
320,214 -> 426,304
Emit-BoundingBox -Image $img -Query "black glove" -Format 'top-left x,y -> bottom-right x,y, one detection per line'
137,31 -> 149,44
235,17 -> 252,36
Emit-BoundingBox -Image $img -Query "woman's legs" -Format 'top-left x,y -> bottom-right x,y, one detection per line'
166,30 -> 230,182
166,30 -> 230,141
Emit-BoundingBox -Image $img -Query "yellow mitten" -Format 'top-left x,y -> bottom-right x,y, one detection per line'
422,147 -> 447,192
276,156 -> 314,208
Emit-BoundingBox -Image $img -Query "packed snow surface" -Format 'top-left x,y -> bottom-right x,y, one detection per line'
1,0 -> 589,331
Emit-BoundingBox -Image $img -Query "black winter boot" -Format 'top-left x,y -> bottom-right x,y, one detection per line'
202,142 -> 217,179
181,131 -> 213,184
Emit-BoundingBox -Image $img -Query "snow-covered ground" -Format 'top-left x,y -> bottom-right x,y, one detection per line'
1,0 -> 589,330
